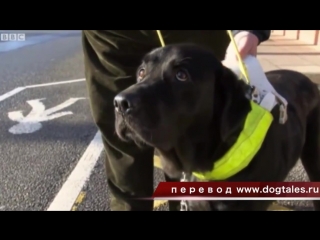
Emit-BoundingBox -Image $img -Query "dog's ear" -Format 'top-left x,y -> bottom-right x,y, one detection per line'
218,67 -> 251,142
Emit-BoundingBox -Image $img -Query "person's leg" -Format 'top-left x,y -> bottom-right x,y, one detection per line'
82,30 -> 158,210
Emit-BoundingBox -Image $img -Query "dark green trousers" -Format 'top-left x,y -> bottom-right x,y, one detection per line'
82,30 -> 230,211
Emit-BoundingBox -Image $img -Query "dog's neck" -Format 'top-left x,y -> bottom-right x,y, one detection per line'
209,67 -> 252,159
159,67 -> 252,178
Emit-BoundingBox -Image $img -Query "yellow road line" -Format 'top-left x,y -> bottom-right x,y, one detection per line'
154,200 -> 167,208
154,156 -> 162,169
71,191 -> 86,211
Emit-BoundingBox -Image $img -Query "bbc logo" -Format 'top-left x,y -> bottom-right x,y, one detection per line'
0,33 -> 26,42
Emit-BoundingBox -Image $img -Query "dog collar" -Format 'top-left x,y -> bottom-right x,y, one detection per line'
192,101 -> 273,181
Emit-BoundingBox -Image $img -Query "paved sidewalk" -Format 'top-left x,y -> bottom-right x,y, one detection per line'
258,31 -> 320,83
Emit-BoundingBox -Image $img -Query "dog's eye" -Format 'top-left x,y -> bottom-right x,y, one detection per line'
138,68 -> 146,80
176,70 -> 188,81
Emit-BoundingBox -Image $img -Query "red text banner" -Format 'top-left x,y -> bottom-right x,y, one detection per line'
152,182 -> 320,200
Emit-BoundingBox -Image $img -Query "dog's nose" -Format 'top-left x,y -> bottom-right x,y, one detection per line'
114,93 -> 137,114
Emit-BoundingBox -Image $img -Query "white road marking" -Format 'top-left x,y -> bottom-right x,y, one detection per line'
26,78 -> 85,88
47,131 -> 104,211
8,97 -> 85,134
0,78 -> 86,104
0,87 -> 26,102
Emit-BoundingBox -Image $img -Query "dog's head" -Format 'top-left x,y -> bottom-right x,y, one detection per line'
114,44 -> 247,151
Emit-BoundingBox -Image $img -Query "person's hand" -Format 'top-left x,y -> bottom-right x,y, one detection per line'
225,31 -> 259,61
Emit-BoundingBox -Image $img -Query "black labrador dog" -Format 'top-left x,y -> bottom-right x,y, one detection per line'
114,43 -> 320,211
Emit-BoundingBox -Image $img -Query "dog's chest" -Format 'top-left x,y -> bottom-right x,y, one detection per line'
188,200 -> 228,211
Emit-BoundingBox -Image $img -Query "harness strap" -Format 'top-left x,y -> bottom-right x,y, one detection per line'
156,30 -> 165,47
226,30 -> 250,84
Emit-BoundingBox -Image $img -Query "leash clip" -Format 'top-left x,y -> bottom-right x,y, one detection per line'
279,104 -> 287,124
251,85 -> 288,125
180,172 -> 188,211
250,85 -> 261,104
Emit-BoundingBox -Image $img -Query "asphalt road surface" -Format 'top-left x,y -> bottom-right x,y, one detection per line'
0,31 -> 314,211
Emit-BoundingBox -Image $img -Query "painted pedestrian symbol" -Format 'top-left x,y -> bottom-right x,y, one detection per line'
8,97 -> 85,134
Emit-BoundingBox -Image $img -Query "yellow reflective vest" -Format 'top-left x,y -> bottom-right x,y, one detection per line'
193,101 -> 273,180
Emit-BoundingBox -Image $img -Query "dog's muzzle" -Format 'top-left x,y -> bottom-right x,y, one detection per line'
114,92 -> 139,115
